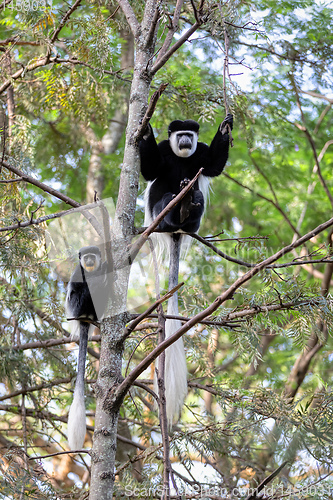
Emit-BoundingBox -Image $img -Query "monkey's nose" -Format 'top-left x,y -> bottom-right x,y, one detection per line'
179,137 -> 192,149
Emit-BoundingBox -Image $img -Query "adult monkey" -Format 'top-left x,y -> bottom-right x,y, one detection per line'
65,246 -> 110,449
139,114 -> 233,424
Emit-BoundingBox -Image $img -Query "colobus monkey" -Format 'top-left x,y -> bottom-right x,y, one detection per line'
139,114 -> 233,424
65,246 -> 109,449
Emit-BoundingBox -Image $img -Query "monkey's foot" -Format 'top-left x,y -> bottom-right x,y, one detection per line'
180,178 -> 191,190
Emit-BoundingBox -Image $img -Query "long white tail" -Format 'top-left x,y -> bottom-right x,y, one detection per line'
156,234 -> 187,424
68,323 -> 88,450
145,176 -> 211,423
164,291 -> 187,423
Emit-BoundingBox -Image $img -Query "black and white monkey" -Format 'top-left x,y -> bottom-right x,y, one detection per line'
139,114 -> 233,424
65,246 -> 109,449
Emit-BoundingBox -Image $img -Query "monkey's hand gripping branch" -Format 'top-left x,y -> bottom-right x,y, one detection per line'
219,113 -> 234,146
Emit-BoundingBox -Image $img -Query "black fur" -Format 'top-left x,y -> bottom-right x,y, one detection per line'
168,119 -> 200,135
140,114 -> 233,233
66,246 -> 109,323
66,246 -> 110,449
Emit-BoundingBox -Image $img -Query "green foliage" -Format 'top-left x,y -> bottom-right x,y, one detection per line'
1,0 -> 333,496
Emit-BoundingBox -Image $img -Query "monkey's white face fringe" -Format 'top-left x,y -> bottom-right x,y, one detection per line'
169,131 -> 198,158
68,390 -> 86,450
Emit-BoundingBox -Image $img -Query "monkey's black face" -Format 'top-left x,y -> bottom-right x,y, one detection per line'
169,130 -> 198,158
80,252 -> 101,273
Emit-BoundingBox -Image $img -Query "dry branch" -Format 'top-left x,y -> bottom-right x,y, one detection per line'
135,83 -> 169,142
1,160 -> 80,207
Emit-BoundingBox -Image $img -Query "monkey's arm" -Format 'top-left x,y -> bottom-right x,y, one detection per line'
203,114 -> 233,177
139,124 -> 164,180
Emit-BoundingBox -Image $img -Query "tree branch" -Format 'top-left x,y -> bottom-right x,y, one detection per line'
117,0 -> 140,38
0,377 -> 72,402
0,55 -> 124,96
151,21 -> 201,75
1,160 -> 80,207
111,214 -> 333,406
155,0 -> 184,63
50,0 -> 83,44
0,200 -> 108,233
291,76 -> 333,210
135,83 -> 169,142
124,283 -> 183,338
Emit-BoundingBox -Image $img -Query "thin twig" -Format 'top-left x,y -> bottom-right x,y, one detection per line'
0,112 -> 6,170
29,449 -> 90,460
124,331 -> 158,378
0,166 -> 103,236
245,461 -> 288,499
156,0 -> 184,62
1,160 -> 80,207
223,172 -> 300,236
50,0 -> 83,43
124,283 -> 183,338
151,21 -> 202,75
223,27 -> 230,115
190,232 -> 254,267
0,177 -> 23,184
0,200 -> 104,233
290,75 -> 333,210
0,54 -> 124,96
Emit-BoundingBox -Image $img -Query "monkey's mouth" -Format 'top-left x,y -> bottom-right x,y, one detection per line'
85,265 -> 96,272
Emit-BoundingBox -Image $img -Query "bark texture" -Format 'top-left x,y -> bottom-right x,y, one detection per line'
89,3 -> 158,498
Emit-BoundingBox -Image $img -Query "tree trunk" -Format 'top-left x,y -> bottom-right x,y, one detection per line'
89,3 -> 157,497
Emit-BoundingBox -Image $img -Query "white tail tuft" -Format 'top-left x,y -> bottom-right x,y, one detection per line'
67,320 -> 95,342
164,318 -> 187,423
68,390 -> 86,450
198,175 -> 211,215
155,286 -> 188,425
